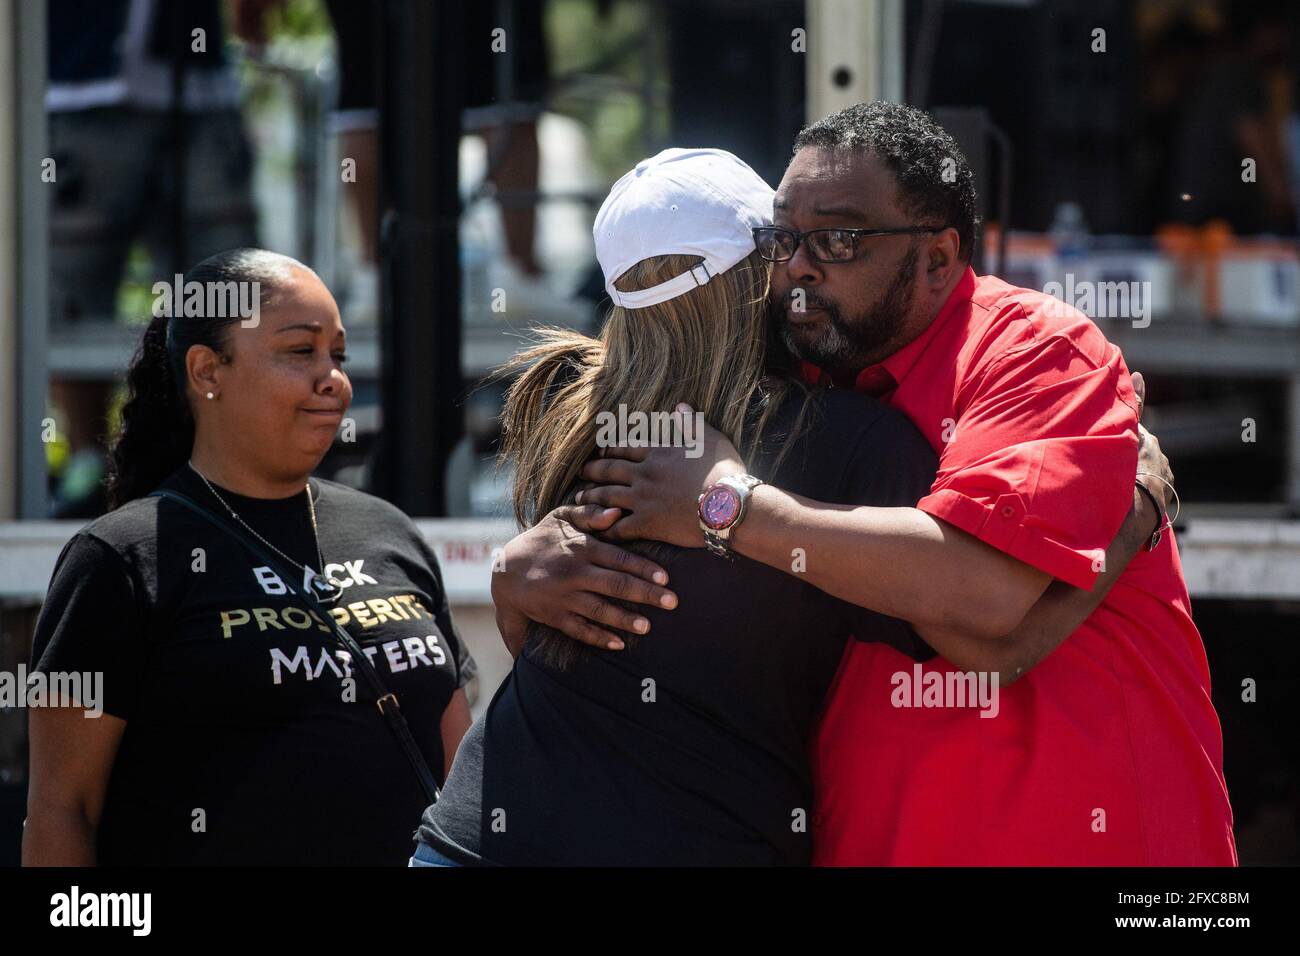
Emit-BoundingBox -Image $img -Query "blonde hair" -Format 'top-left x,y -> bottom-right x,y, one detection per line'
494,250 -> 816,666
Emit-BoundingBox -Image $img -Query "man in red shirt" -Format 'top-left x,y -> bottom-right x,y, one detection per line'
494,102 -> 1235,866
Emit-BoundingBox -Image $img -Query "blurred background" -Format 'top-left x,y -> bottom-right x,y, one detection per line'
1,0 -> 1298,864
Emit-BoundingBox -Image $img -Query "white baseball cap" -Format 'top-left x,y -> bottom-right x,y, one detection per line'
593,147 -> 775,309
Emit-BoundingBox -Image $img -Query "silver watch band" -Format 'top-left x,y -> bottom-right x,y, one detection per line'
700,474 -> 764,558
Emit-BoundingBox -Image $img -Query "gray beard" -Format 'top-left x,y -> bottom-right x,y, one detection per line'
776,247 -> 917,371
779,308 -> 862,369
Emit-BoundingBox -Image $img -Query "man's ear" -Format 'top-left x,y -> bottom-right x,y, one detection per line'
926,227 -> 961,270
925,227 -> 962,283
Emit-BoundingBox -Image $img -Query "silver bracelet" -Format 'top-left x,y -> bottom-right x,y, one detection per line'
1136,472 -> 1180,550
1136,472 -> 1180,525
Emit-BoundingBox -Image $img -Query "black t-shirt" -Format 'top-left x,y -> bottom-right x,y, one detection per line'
29,465 -> 476,866
418,387 -> 938,866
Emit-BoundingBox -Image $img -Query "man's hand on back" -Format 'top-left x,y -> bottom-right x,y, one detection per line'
578,403 -> 747,548
491,504 -> 679,657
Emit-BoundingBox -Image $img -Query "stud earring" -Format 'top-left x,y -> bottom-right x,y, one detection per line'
206,392 -> 215,400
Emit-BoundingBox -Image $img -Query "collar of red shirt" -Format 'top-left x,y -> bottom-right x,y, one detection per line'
798,266 -> 978,397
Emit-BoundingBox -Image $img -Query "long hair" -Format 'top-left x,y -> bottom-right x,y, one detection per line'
495,250 -> 816,669
105,248 -> 309,509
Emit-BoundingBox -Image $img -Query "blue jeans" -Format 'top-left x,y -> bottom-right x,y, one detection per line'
408,841 -> 462,867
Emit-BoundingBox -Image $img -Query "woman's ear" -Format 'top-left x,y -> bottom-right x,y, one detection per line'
185,344 -> 225,402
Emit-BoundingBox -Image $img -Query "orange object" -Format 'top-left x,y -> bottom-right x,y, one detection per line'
1156,220 -> 1234,321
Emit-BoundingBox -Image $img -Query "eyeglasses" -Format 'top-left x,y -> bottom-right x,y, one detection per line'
752,226 -> 941,263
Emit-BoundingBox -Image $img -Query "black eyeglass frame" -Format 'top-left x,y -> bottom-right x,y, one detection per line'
752,225 -> 943,263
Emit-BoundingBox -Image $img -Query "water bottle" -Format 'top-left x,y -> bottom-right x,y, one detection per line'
1050,201 -> 1090,261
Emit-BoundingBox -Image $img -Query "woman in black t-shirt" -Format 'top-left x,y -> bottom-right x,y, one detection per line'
414,149 -> 940,866
25,249 -> 476,866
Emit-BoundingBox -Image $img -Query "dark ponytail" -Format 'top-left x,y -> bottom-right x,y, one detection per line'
105,313 -> 197,509
105,247 -> 311,509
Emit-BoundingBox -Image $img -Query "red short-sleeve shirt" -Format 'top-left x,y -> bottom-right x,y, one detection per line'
805,268 -> 1236,865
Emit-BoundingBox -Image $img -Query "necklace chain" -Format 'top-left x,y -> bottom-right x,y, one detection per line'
187,461 -> 338,602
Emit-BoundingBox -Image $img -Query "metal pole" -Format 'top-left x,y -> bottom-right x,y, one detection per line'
373,0 -> 464,515
8,0 -> 49,518
169,3 -> 188,273
806,0 -> 904,122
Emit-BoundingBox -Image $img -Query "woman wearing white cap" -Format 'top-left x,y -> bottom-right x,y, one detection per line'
410,148 -> 939,866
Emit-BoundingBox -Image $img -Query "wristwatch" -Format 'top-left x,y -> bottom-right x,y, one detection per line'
698,474 -> 765,558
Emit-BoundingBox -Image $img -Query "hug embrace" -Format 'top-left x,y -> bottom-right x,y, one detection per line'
25,102 -> 1234,868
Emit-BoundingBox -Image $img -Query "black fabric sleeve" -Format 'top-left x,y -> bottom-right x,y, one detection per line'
830,406 -> 941,660
28,532 -> 149,719
840,405 -> 941,513
406,525 -> 479,691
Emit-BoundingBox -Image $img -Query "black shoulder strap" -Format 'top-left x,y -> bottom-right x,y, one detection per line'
149,487 -> 442,806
